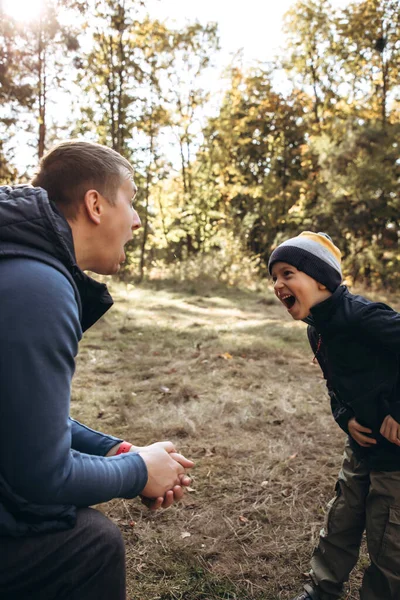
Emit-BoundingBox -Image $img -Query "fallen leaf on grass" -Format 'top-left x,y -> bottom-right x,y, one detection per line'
181,531 -> 191,539
239,516 -> 249,523
159,386 -> 171,394
218,352 -> 233,360
288,453 -> 298,460
186,487 -> 196,492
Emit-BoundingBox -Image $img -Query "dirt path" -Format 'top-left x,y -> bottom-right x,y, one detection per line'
72,278 -> 365,600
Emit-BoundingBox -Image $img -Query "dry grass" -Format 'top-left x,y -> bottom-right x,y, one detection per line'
70,277 -> 382,600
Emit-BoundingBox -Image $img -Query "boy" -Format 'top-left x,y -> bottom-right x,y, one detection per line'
268,231 -> 400,600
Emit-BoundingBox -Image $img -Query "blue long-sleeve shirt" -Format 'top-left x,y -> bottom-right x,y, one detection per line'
0,258 -> 147,516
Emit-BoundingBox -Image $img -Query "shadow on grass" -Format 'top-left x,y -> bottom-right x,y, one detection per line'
137,276 -> 274,304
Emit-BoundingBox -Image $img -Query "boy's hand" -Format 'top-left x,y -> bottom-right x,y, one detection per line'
348,417 -> 377,447
380,415 -> 400,446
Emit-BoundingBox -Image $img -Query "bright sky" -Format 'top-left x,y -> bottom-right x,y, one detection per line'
2,0 -> 43,21
146,0 -> 295,65
2,0 -> 352,66
146,0 -> 351,66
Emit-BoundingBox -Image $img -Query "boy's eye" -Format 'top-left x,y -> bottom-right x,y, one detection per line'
284,270 -> 293,277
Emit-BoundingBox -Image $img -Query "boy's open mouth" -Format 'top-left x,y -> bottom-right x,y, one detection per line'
281,294 -> 296,309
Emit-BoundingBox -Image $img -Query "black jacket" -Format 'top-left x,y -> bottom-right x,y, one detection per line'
308,285 -> 400,471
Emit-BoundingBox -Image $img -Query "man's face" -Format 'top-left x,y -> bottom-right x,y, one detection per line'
95,176 -> 141,275
271,261 -> 330,320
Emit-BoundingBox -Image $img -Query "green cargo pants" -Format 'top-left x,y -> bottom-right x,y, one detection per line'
310,441 -> 400,600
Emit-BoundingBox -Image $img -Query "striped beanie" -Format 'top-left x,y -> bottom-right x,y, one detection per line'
268,232 -> 342,292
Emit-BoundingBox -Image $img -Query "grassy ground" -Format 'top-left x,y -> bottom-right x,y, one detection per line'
70,277 -> 390,600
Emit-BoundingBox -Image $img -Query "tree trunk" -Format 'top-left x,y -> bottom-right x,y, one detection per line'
38,23 -> 46,159
139,131 -> 155,282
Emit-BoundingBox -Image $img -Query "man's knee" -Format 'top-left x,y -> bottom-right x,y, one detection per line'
100,515 -> 125,560
84,509 -> 125,563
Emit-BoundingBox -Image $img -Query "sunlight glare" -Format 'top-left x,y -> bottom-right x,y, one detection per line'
2,0 -> 44,22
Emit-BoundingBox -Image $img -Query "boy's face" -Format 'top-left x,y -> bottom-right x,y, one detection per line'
271,261 -> 331,320
94,176 -> 141,275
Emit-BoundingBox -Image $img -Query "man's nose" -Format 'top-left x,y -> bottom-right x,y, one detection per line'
132,209 -> 141,231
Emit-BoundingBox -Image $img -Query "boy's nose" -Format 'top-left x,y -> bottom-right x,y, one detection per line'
132,209 -> 141,231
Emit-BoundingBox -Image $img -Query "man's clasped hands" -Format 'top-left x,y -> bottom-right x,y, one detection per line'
130,441 -> 193,511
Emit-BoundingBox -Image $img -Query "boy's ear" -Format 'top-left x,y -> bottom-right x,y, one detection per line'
317,282 -> 328,291
83,189 -> 103,225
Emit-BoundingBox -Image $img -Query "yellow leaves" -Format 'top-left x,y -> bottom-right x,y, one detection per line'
218,352 -> 233,360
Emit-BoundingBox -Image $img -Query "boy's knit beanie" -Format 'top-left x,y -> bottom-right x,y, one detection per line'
268,231 -> 342,292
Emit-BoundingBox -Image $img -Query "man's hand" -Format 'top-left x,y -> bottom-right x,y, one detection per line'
348,417 -> 377,447
108,441 -> 194,510
139,473 -> 191,511
380,415 -> 400,446
138,441 -> 194,502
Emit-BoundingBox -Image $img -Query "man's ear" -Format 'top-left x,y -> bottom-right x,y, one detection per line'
83,189 -> 103,225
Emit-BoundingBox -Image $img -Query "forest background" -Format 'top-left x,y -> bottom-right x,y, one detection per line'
2,2 -> 400,598
1,0 -> 399,288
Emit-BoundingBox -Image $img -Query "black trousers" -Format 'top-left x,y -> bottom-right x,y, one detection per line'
0,508 -> 126,600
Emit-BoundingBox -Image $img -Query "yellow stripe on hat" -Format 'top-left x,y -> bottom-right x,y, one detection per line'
299,231 -> 341,265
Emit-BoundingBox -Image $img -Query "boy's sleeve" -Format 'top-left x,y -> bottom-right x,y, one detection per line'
307,326 -> 354,434
355,303 -> 400,422
355,302 -> 400,349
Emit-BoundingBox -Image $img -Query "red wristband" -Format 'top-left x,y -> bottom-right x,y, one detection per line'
115,441 -> 133,455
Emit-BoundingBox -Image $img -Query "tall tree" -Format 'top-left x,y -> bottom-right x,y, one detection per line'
75,0 -> 146,155
283,0 -> 340,131
166,22 -> 219,255
0,0 -> 81,166
337,0 -> 400,127
199,65 -> 309,265
133,18 -> 176,281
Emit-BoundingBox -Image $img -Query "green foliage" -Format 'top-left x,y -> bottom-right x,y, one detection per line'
314,122 -> 400,286
2,0 -> 399,287
180,0 -> 400,287
198,67 -> 310,266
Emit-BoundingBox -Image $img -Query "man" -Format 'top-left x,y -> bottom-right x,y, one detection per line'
0,140 -> 194,600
